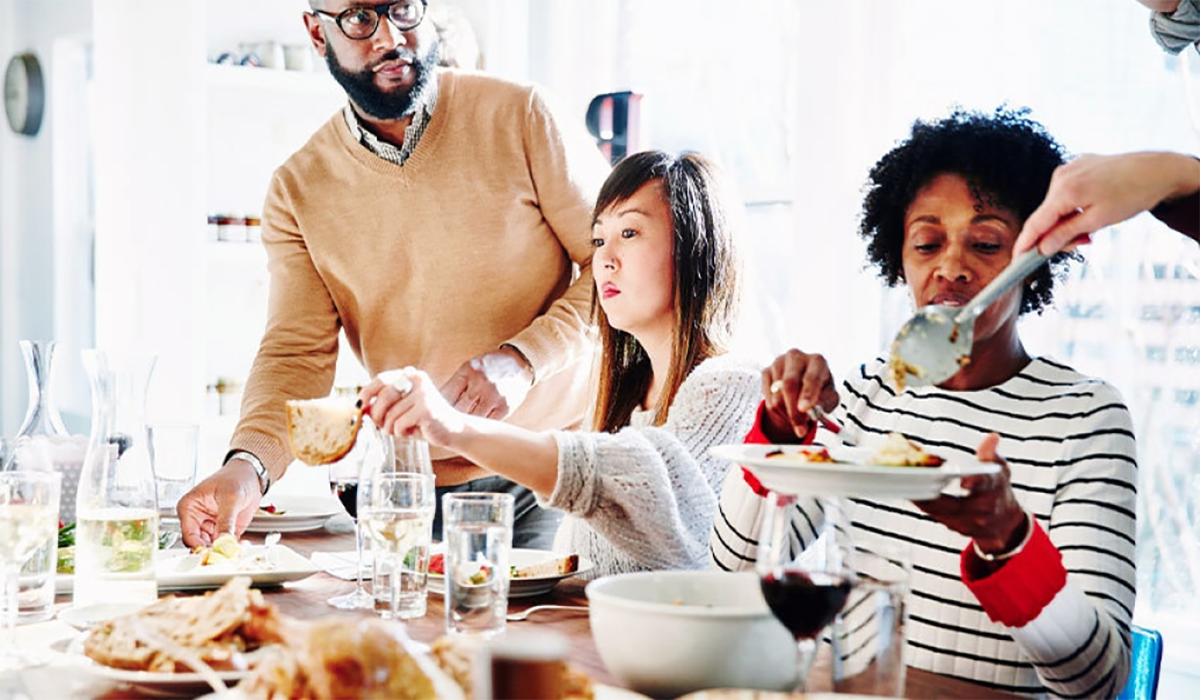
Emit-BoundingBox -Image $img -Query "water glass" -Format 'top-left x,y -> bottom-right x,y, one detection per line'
443,492 -> 514,637
360,473 -> 435,620
830,543 -> 912,697
149,424 -> 199,513
0,471 -> 60,669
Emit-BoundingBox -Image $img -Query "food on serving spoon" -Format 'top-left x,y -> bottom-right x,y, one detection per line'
285,397 -> 363,466
873,432 -> 944,467
83,576 -> 293,673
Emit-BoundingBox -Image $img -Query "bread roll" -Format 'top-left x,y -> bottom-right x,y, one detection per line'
285,398 -> 363,466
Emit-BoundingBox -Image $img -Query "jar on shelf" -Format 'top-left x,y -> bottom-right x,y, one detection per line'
216,214 -> 247,243
214,377 -> 244,416
245,215 -> 262,243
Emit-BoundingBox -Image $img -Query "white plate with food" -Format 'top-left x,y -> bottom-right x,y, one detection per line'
62,637 -> 252,698
710,437 -> 999,500
57,542 -> 319,595
428,548 -> 593,599
244,495 -> 340,533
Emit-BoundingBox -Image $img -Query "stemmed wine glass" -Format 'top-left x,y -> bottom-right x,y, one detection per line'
326,418 -> 393,610
756,491 -> 855,693
0,471 -> 61,670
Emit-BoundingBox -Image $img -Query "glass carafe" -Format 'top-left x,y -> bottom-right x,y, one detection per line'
6,340 -> 88,622
74,350 -> 159,609
7,340 -> 89,525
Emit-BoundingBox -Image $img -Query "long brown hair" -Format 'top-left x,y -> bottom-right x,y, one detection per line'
591,151 -> 742,432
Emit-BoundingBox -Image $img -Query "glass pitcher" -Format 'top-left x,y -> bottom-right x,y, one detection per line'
73,349 -> 160,608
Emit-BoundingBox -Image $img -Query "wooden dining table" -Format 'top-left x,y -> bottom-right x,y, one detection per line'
37,527 -> 1018,699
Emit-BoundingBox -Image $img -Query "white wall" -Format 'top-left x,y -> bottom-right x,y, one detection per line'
0,0 -> 93,436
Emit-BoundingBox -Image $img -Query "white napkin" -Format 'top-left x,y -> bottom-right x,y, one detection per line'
311,551 -> 372,580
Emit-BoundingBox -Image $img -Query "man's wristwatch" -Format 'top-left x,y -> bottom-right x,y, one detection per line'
225,450 -> 271,495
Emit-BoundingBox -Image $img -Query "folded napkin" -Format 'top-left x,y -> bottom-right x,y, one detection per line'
311,551 -> 372,580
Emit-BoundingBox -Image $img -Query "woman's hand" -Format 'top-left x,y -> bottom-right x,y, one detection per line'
359,368 -> 468,448
914,433 -> 1027,556
761,349 -> 840,442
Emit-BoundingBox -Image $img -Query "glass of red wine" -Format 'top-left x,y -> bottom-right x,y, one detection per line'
326,418 -> 393,610
756,491 -> 855,693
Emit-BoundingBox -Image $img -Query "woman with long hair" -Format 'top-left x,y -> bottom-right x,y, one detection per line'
362,150 -> 760,575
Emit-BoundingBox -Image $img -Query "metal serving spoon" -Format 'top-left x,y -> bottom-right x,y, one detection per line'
889,249 -> 1048,388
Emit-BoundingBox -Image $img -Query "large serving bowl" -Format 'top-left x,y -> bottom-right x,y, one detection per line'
585,570 -> 796,697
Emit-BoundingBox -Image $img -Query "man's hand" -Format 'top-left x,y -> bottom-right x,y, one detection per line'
177,459 -> 263,548
440,347 -> 534,419
761,349 -> 840,442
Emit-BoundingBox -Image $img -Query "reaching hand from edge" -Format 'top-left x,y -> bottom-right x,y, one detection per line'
1014,152 -> 1200,256
177,459 -> 262,548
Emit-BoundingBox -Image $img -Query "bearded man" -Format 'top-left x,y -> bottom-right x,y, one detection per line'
179,0 -> 608,552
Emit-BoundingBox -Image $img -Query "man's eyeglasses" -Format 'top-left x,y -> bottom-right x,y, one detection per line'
312,0 -> 428,40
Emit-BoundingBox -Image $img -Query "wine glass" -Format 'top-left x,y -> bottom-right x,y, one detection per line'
0,471 -> 61,671
756,491 -> 855,693
326,418 -> 393,610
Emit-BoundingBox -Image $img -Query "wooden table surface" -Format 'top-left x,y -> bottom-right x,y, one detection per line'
51,527 -> 1017,699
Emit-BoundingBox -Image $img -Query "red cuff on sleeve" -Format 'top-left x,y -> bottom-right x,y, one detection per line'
960,519 -> 1066,628
744,402 -> 816,445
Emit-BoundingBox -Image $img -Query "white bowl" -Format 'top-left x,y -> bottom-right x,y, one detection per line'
585,571 -> 797,697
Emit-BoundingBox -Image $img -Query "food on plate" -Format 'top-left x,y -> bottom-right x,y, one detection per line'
430,635 -> 594,700
257,505 -> 288,516
240,617 -> 460,700
285,397 -> 363,466
189,532 -> 246,566
873,432 -> 945,467
83,576 -> 292,673
428,552 -> 580,579
513,553 -> 580,578
765,447 -> 835,463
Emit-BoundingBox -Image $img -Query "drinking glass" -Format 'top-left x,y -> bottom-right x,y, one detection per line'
0,471 -> 61,670
443,492 -> 513,637
325,418 -> 392,610
148,423 -> 199,548
756,492 -> 854,693
830,543 -> 911,697
370,436 -> 432,615
360,473 -> 435,619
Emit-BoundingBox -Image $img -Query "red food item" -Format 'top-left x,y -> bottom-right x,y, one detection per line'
429,553 -> 445,575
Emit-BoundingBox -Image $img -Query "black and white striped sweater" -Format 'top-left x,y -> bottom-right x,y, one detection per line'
711,356 -> 1136,698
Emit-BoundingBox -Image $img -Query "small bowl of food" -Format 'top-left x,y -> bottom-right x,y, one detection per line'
585,570 -> 796,697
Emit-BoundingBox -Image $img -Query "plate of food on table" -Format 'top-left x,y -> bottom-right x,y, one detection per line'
56,530 -> 318,595
711,431 -> 999,500
62,576 -> 633,700
244,494 -> 341,534
427,547 -> 593,599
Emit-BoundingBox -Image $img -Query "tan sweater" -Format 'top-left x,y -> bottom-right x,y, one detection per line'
230,70 -> 609,486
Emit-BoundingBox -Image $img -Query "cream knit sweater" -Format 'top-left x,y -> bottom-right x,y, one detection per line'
230,70 -> 610,485
544,354 -> 762,576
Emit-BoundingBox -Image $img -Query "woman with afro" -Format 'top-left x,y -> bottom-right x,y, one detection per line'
713,106 -> 1136,697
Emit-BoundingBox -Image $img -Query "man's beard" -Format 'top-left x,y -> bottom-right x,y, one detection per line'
325,39 -> 440,120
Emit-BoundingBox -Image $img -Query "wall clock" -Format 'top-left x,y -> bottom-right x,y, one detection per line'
4,52 -> 45,137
